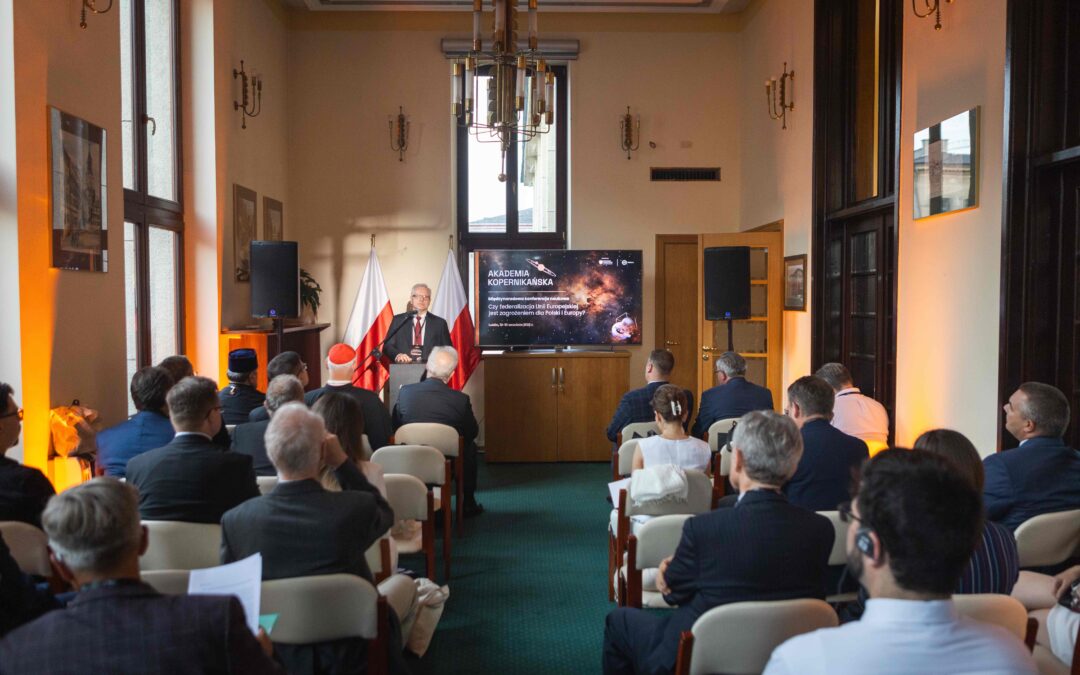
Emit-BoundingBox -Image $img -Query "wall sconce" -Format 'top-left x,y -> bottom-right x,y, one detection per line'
233,60 -> 262,130
766,63 -> 795,130
389,106 -> 410,162
79,0 -> 114,29
912,0 -> 953,31
620,106 -> 640,160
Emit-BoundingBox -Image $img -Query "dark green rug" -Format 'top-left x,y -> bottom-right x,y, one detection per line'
403,460 -> 612,675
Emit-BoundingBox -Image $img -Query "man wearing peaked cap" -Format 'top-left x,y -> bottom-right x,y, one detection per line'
219,349 -> 266,426
304,343 -> 394,453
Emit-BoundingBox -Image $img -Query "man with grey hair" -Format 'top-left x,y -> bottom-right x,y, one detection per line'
0,478 -> 282,673
232,374 -> 306,475
815,362 -> 889,445
394,345 -> 483,515
385,283 -> 452,364
603,410 -> 833,675
691,350 -> 774,439
985,381 -> 1080,530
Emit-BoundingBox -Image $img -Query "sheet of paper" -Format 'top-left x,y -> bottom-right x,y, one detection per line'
608,477 -> 631,505
188,553 -> 262,634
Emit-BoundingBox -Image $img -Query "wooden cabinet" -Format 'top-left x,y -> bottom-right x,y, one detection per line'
484,351 -> 630,462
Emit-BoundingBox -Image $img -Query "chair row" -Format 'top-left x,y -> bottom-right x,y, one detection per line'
613,418 -> 738,480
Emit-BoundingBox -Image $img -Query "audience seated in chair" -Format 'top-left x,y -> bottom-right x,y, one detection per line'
97,366 -> 176,478
0,532 -> 58,638
312,391 -> 386,496
0,478 -> 282,673
247,351 -> 309,423
158,355 -> 231,448
782,375 -> 868,511
127,376 -> 259,523
691,351 -> 773,441
219,349 -> 266,426
631,385 -> 710,473
603,410 -> 833,675
987,381 -> 1080,531
608,349 -> 695,450
0,382 -> 56,528
815,363 -> 889,447
764,450 -> 1037,675
1013,564 -> 1079,668
304,343 -> 393,453
232,375 -> 306,476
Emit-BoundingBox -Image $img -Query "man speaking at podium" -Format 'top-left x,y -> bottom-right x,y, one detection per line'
385,283 -> 452,364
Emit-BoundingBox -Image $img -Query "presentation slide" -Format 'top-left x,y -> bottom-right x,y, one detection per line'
476,249 -> 643,346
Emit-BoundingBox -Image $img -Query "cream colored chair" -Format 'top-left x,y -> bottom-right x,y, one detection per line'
818,510 -> 857,603
615,439 -> 640,478
674,599 -> 838,675
394,423 -> 463,535
365,536 -> 395,585
256,476 -> 278,495
1015,509 -> 1080,569
953,594 -> 1036,650
622,514 -> 692,608
141,569 -> 191,595
0,521 -> 53,577
705,418 -> 739,454
385,472 -> 444,581
361,434 -> 373,460
614,422 -> 660,479
372,446 -> 451,580
140,521 -> 222,571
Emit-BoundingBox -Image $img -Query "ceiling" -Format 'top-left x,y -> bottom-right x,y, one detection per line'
282,0 -> 751,14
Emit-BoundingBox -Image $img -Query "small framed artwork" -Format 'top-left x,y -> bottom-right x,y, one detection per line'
784,254 -> 807,311
263,196 -> 283,241
49,107 -> 108,272
914,106 -> 979,219
233,184 -> 257,282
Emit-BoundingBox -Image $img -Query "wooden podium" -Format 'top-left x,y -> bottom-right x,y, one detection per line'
219,323 -> 330,392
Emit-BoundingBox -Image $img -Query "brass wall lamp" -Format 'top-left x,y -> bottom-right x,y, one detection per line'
389,107 -> 410,162
620,106 -> 640,160
766,62 -> 795,130
912,0 -> 954,31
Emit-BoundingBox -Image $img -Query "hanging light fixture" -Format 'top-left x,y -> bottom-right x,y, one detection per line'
451,0 -> 554,182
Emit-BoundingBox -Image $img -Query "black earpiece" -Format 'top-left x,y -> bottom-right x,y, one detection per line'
855,527 -> 876,559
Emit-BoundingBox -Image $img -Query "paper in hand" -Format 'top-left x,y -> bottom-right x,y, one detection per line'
187,553 -> 263,634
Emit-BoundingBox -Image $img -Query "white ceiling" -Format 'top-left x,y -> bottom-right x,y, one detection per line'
282,0 -> 751,14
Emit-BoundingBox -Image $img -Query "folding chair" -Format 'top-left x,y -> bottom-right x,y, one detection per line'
394,423 -> 464,535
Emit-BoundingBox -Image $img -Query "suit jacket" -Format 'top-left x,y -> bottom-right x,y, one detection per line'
0,457 -> 55,528
305,384 -> 394,453
230,420 -> 274,476
383,312 -> 452,362
219,383 -> 266,426
0,580 -> 281,674
691,377 -> 774,439
126,434 -> 260,524
97,410 -> 175,478
783,419 -> 869,511
392,377 -> 479,443
605,381 -> 696,443
650,490 -> 833,672
983,436 -> 1080,530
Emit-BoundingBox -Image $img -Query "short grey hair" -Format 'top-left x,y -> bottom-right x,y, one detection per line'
42,478 -> 142,573
266,403 -> 325,477
410,283 -> 431,297
815,362 -> 853,392
427,346 -> 459,381
266,374 -> 305,415
1017,382 -> 1071,437
730,410 -> 803,486
715,351 -> 747,377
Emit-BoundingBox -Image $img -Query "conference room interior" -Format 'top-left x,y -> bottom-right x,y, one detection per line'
2,0 -> 1080,673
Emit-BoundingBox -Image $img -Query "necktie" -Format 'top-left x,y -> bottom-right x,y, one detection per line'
413,317 -> 422,345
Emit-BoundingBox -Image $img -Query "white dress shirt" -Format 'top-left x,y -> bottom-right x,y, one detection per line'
763,598 -> 1037,675
830,387 -> 889,443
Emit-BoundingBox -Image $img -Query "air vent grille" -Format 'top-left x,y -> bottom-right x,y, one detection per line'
650,167 -> 721,182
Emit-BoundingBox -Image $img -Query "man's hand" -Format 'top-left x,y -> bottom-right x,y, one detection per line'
256,627 -> 273,658
656,555 -> 674,595
321,433 -> 348,469
1052,564 -> 1080,600
394,354 -> 412,364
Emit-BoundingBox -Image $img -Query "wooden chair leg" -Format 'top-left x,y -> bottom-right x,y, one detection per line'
1024,616 -> 1038,652
455,455 -> 464,536
673,631 -> 693,675
369,596 -> 390,675
375,538 -> 392,584
626,535 -> 641,609
608,533 -> 616,601
442,495 -> 452,581
424,492 -> 436,581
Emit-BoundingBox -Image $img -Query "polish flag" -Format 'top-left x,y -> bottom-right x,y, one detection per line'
342,246 -> 394,392
432,250 -> 480,390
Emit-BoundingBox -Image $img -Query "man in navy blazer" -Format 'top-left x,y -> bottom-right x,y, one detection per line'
385,283 -> 453,364
783,375 -> 869,511
603,411 -> 834,675
985,382 -> 1080,530
97,366 -> 176,478
691,351 -> 774,441
232,374 -> 306,476
606,349 -> 695,445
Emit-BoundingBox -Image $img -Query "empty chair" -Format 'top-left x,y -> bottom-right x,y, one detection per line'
952,594 -> 1036,650
1014,509 -> 1080,569
141,569 -> 191,595
0,521 -> 52,577
622,514 -> 692,608
140,521 -> 222,571
614,422 -> 660,479
256,475 -> 277,495
394,423 -> 463,534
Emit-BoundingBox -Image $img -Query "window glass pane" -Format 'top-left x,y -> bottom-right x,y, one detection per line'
744,356 -> 767,388
732,321 -> 766,353
750,284 -> 767,317
120,0 -> 135,191
518,73 -> 556,234
147,226 -> 179,363
124,222 -> 139,415
749,248 -> 767,280
144,0 -> 177,202
467,74 -> 507,233
852,0 -> 880,201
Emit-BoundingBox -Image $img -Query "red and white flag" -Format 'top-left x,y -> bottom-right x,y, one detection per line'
342,246 -> 394,392
432,250 -> 480,390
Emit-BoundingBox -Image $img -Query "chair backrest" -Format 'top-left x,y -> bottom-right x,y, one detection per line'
364,536 -> 392,581
952,594 -> 1029,643
689,599 -> 838,675
716,447 -> 732,478
617,439 -> 639,476
261,573 -> 379,643
626,470 -> 713,518
226,424 -> 236,439
371,445 -> 446,486
383,473 -> 429,522
621,421 -> 659,444
361,434 -> 373,460
395,423 -> 459,458
634,514 -> 692,569
256,475 -> 278,495
0,521 -> 52,577
706,418 -> 739,453
1014,509 -> 1080,568
140,521 -> 222,571
141,569 -> 191,595
817,511 -> 848,566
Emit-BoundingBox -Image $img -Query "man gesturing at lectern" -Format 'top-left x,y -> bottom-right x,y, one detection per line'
385,283 -> 453,364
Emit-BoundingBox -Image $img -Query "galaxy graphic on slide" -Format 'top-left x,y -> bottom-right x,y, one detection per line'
476,249 -> 643,346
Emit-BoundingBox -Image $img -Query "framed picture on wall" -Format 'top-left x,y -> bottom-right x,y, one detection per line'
913,107 -> 980,219
784,254 -> 807,311
234,184 -> 257,282
263,196 -> 283,241
48,107 -> 108,272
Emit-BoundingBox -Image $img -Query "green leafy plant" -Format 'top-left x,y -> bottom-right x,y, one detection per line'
300,268 -> 322,318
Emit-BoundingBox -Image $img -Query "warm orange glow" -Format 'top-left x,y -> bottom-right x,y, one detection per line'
866,440 -> 889,457
219,333 -> 271,392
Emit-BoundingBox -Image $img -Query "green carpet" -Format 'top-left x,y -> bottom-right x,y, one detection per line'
404,460 -> 613,675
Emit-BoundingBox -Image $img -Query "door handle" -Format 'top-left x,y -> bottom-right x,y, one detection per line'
551,367 -> 557,389
701,345 -> 718,352
665,340 -> 680,346
142,114 -> 157,136
558,367 -> 565,392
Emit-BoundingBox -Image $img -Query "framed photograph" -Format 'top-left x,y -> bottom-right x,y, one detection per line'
233,184 -> 257,282
263,196 -> 283,241
49,107 -> 107,272
914,106 -> 980,219
784,254 -> 807,311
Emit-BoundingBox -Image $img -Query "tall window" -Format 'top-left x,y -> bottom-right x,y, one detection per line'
120,0 -> 183,406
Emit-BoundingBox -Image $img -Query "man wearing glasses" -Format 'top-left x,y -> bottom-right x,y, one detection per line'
0,383 -> 55,528
385,283 -> 452,364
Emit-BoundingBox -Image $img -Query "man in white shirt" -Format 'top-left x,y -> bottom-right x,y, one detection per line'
815,362 -> 889,445
764,449 -> 1037,675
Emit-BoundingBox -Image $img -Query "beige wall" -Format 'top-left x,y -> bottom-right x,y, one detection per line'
0,0 -> 21,461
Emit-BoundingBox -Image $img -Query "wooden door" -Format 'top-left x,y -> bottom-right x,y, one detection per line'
655,235 -> 701,402
556,353 -> 630,461
698,232 -> 783,408
483,354 -> 559,462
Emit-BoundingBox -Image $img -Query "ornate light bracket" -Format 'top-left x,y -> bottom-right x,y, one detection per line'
912,0 -> 954,31
233,60 -> 263,130
766,62 -> 795,130
620,106 -> 640,160
389,107 -> 410,162
79,0 -> 114,29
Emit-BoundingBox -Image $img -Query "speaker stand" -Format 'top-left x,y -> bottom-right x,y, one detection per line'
272,317 -> 285,358
726,319 -> 734,352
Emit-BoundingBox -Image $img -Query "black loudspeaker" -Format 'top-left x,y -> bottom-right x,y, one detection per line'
251,241 -> 299,318
704,246 -> 751,320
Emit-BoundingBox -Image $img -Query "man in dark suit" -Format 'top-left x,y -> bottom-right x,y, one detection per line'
783,375 -> 869,511
606,349 -> 695,445
385,283 -> 453,364
0,383 -> 55,528
219,348 -> 266,425
394,346 -> 482,515
232,374 -> 305,476
603,410 -> 833,675
985,381 -> 1080,530
127,376 -> 259,523
247,351 -> 309,423
97,366 -> 176,478
0,478 -> 282,673
304,343 -> 394,452
221,403 -> 395,674
691,351 -> 774,440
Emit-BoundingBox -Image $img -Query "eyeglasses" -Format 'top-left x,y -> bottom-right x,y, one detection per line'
0,408 -> 23,422
838,501 -> 863,524
411,294 -> 430,301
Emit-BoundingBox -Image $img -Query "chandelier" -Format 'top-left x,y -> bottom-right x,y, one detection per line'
451,0 -> 554,182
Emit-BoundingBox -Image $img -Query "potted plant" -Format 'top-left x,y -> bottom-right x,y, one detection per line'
299,268 -> 322,324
